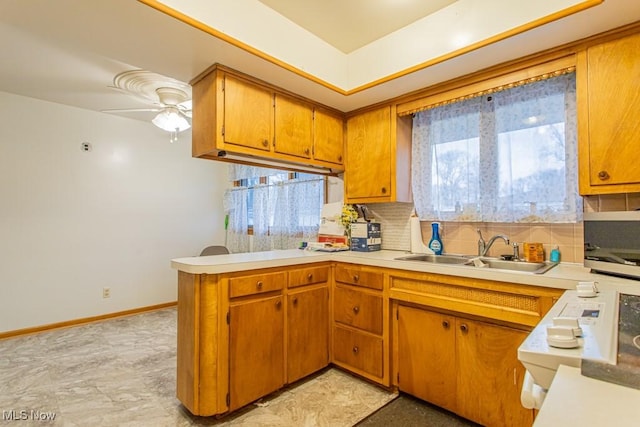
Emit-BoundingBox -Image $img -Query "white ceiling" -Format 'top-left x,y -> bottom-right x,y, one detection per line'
0,0 -> 639,124
257,0 -> 458,53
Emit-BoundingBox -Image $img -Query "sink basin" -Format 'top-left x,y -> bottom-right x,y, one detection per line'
394,254 -> 558,274
476,258 -> 558,274
394,254 -> 473,265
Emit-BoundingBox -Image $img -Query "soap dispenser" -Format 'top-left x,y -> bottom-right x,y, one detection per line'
428,222 -> 443,255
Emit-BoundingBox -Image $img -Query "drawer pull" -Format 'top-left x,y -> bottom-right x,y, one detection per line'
256,281 -> 263,290
352,346 -> 359,354
442,320 -> 450,329
353,306 -> 360,314
597,170 -> 610,180
353,274 -> 359,283
460,323 -> 469,334
307,273 -> 313,281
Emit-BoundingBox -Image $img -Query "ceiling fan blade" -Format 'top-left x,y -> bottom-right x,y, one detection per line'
101,108 -> 162,113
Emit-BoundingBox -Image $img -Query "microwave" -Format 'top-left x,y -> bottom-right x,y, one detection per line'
584,211 -> 640,280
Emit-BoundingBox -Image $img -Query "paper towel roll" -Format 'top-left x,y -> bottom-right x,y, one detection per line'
410,216 -> 433,254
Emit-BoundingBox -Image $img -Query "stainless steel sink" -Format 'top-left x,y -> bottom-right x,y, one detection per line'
394,254 -> 558,274
476,258 -> 558,274
394,254 -> 472,265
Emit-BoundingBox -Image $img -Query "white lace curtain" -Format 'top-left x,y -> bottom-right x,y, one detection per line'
224,165 -> 324,253
412,73 -> 582,223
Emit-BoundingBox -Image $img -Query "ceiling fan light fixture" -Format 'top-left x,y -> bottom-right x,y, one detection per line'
152,107 -> 191,132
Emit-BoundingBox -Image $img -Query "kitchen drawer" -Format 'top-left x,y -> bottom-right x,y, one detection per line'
334,286 -> 383,334
229,271 -> 285,298
288,266 -> 329,288
334,265 -> 383,290
333,326 -> 383,378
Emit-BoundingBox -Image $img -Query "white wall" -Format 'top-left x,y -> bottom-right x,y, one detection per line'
0,91 -> 228,333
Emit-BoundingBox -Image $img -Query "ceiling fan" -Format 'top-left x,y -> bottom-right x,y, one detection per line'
101,70 -> 193,142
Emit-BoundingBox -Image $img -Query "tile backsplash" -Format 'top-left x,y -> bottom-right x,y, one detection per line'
368,193 -> 640,263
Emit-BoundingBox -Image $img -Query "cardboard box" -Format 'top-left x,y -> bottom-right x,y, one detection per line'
350,222 -> 381,252
318,234 -> 348,245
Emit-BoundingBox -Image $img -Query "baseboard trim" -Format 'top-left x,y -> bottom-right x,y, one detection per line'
0,301 -> 177,340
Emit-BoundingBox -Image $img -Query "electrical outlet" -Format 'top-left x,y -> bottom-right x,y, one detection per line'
102,287 -> 111,298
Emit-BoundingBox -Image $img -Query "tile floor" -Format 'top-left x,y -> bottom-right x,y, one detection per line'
0,308 -> 397,426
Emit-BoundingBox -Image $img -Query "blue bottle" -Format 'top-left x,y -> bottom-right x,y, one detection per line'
429,222 -> 443,255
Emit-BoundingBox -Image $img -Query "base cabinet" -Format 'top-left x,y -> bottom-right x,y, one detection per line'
287,286 -> 329,383
229,295 -> 284,411
397,305 -> 533,427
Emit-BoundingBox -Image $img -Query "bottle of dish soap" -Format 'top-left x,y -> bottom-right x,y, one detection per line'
550,245 -> 561,263
429,222 -> 443,255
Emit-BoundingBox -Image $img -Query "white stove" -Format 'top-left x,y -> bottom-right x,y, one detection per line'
518,289 -> 619,408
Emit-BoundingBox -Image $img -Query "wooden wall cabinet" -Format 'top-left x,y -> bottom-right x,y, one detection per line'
345,105 -> 412,203
397,305 -> 532,427
578,32 -> 640,195
191,65 -> 344,173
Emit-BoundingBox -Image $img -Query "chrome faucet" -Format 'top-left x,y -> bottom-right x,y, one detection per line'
477,228 -> 510,257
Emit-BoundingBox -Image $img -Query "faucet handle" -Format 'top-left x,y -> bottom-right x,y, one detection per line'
477,228 -> 484,240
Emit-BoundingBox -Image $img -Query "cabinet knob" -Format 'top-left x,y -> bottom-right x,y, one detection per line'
338,155 -> 343,162
304,147 -> 310,155
262,139 -> 269,147
353,274 -> 359,283
352,346 -> 359,354
292,297 -> 298,305
256,281 -> 263,290
381,187 -> 387,194
597,170 -> 610,180
460,323 -> 469,333
275,299 -> 282,308
442,320 -> 450,329
307,273 -> 313,281
353,306 -> 360,314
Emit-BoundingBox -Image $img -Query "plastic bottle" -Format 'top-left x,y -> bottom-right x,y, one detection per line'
428,222 -> 443,255
550,245 -> 561,263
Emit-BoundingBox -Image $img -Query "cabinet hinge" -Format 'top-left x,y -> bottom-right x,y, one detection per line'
222,77 -> 225,92
397,372 -> 400,383
226,311 -> 230,325
226,392 -> 230,407
396,309 -> 399,320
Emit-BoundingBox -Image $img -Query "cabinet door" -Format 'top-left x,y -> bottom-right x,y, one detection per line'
223,74 -> 273,151
314,108 -> 344,165
587,33 -> 640,187
229,295 -> 284,411
287,286 -> 329,383
346,107 -> 392,200
456,319 -> 533,427
274,94 -> 313,158
397,306 -> 457,412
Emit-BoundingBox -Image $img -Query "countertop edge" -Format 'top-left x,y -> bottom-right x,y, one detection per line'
171,249 -> 640,292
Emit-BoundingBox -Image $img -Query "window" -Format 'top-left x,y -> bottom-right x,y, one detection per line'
412,72 -> 581,223
224,165 -> 324,253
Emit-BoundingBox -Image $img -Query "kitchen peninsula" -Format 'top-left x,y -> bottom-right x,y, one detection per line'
171,249 -> 640,425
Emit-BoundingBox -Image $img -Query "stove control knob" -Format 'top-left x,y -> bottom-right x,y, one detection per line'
552,317 -> 583,337
546,325 -> 580,349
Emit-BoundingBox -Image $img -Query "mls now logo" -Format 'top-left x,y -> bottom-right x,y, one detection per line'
2,409 -> 56,421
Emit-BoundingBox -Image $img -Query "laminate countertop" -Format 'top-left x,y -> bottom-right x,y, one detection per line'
172,248 -> 640,294
534,365 -> 640,426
